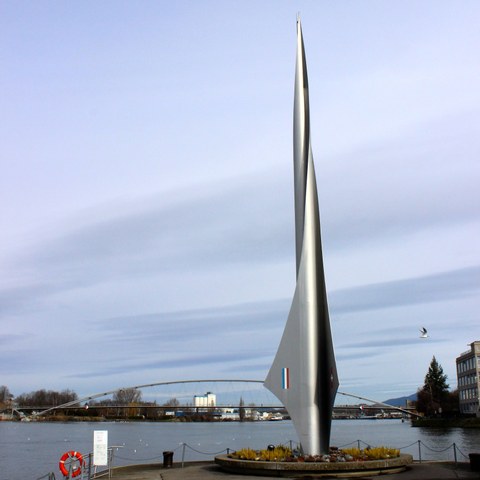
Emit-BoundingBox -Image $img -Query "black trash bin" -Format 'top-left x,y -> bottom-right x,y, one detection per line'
163,451 -> 174,468
469,453 -> 480,472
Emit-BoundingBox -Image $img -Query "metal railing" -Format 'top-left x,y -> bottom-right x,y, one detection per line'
36,437 -> 473,479
336,439 -> 471,466
36,446 -> 125,480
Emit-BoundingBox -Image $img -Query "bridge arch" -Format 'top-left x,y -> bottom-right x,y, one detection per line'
31,380 -> 419,419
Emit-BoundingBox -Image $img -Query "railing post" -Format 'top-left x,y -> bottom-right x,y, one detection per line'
453,443 -> 457,467
181,443 -> 186,468
108,448 -> 113,479
87,452 -> 92,480
357,440 -> 361,450
418,440 -> 422,463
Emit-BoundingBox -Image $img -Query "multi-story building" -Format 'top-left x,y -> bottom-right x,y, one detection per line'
193,392 -> 216,408
456,341 -> 480,416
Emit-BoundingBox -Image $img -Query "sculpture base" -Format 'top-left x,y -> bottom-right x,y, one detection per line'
215,453 -> 413,478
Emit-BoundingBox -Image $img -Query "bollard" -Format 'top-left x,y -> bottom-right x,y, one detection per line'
469,453 -> 480,472
163,451 -> 174,468
182,443 -> 186,468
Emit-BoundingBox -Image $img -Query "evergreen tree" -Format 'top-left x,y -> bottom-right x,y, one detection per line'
417,356 -> 449,416
239,396 -> 245,422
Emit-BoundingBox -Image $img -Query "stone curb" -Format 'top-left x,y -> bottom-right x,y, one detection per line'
214,453 -> 413,477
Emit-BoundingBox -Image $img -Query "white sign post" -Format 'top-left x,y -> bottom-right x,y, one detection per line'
93,430 -> 108,466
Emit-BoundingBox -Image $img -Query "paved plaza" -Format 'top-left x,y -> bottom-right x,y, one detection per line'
102,460 -> 480,480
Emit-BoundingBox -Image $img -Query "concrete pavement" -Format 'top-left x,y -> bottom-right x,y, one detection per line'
103,460 -> 480,479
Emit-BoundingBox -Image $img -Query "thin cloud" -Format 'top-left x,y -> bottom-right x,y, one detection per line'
0,334 -> 28,346
98,299 -> 289,341
330,266 -> 480,314
69,351 -> 267,379
340,337 -> 445,350
336,350 -> 384,362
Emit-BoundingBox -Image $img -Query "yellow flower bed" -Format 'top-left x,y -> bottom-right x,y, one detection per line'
234,445 -> 292,461
342,446 -> 400,460
232,445 -> 400,462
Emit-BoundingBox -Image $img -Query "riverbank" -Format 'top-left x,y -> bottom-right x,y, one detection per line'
5,415 -> 480,428
412,417 -> 480,428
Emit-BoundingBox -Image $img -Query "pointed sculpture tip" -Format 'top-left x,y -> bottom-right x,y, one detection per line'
297,12 -> 301,25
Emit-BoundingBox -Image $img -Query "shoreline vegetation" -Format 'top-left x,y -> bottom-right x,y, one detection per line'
2,412 -> 480,428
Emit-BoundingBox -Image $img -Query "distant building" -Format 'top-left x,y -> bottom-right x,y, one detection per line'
193,392 -> 216,408
220,407 -> 240,420
456,341 -> 480,416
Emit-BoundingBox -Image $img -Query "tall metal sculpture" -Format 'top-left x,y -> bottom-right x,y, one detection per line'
264,19 -> 338,455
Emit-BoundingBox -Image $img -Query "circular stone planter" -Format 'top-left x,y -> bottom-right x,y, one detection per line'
215,453 -> 413,478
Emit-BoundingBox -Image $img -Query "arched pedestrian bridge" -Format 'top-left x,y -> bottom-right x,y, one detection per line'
17,379 -> 419,419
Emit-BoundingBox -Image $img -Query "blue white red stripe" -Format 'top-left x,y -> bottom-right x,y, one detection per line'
282,367 -> 290,389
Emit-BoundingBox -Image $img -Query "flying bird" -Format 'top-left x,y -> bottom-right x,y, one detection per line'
419,327 -> 429,338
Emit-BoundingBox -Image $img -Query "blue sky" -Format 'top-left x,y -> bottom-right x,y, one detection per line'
1,1 -> 479,403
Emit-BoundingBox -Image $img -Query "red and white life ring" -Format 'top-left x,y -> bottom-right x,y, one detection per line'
59,450 -> 84,478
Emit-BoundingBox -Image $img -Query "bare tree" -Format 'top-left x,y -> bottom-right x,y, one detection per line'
113,388 -> 142,404
15,389 -> 77,407
162,397 -> 180,407
0,385 -> 13,407
113,388 -> 142,418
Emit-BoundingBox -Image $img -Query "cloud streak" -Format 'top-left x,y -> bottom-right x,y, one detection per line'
330,266 -> 480,314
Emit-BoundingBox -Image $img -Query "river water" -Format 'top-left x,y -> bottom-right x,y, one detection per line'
1,419 -> 479,480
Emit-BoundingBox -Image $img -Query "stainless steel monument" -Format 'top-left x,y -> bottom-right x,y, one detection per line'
264,19 -> 339,455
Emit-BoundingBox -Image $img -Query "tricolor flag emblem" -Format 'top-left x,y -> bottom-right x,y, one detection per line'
282,367 -> 290,389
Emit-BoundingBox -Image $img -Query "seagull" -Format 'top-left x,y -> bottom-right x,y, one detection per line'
419,327 -> 429,338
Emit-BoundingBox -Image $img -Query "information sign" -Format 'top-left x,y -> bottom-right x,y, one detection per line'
93,430 -> 108,466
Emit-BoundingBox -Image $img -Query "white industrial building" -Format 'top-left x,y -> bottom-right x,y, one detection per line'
193,392 -> 216,408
